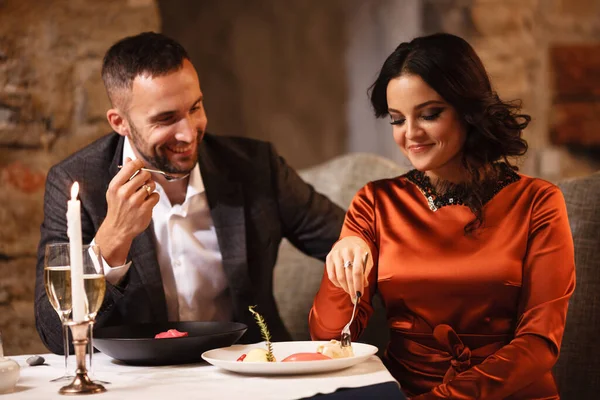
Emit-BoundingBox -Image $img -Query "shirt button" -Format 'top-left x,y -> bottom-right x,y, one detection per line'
173,260 -> 181,267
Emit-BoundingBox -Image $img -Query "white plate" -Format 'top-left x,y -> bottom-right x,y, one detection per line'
201,341 -> 378,375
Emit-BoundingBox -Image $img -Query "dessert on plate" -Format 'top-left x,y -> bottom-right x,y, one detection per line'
317,340 -> 354,359
237,306 -> 352,362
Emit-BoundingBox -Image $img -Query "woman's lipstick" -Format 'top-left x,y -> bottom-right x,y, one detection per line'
407,144 -> 434,153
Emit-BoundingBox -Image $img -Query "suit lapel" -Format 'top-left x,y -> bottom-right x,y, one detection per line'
108,135 -> 168,321
198,139 -> 253,320
129,224 -> 168,320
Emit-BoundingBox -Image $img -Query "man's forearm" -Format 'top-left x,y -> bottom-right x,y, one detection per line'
95,224 -> 133,267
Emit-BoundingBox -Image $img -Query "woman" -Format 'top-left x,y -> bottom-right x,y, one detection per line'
309,33 -> 575,399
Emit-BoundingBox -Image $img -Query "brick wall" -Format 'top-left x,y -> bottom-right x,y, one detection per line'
0,0 -> 159,355
550,44 -> 600,147
423,0 -> 600,181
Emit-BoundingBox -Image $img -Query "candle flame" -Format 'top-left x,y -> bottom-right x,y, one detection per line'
70,182 -> 79,200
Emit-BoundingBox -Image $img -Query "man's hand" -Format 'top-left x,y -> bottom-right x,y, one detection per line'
95,158 -> 160,267
325,236 -> 373,299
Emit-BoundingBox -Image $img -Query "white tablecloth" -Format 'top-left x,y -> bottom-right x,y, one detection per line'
4,353 -> 397,399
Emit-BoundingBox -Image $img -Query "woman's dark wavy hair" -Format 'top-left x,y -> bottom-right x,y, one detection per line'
369,33 -> 530,234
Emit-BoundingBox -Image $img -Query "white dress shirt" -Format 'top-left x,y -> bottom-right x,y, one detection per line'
96,137 -> 232,322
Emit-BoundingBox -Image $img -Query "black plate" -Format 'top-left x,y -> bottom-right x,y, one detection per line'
93,321 -> 247,366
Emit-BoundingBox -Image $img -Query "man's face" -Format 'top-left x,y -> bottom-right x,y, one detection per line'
123,59 -> 207,175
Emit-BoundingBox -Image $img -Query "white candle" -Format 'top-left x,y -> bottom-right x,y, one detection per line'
67,182 -> 86,322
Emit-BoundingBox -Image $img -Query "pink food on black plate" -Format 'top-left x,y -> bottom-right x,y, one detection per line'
154,329 -> 189,339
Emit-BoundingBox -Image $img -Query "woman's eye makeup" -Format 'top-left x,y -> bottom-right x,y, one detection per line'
389,108 -> 445,125
389,115 -> 405,125
421,108 -> 444,121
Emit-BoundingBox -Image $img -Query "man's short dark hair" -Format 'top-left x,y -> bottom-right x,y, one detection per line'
101,31 -> 190,107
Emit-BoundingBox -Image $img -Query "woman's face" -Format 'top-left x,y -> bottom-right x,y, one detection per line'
386,74 -> 467,182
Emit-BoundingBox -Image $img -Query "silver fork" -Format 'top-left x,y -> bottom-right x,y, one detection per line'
340,252 -> 369,348
118,165 -> 190,182
340,292 -> 361,348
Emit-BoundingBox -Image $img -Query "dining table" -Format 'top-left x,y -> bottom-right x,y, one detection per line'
4,352 -> 407,399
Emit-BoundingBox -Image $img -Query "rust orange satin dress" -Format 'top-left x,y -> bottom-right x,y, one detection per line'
309,166 -> 575,399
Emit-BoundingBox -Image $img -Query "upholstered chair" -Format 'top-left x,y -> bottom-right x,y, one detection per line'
555,172 -> 600,400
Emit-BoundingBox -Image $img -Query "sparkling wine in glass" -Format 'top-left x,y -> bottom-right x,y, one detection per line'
44,243 -> 74,382
82,245 -> 108,384
84,274 -> 105,318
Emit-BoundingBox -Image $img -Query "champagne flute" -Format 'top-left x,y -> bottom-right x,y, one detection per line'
82,244 -> 108,384
44,243 -> 74,382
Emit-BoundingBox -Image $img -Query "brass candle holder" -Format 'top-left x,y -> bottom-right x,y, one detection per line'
59,320 -> 106,395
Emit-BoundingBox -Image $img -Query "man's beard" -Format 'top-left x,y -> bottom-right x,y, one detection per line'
128,120 -> 199,175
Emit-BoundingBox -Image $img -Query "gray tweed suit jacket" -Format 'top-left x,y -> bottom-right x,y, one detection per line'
35,132 -> 344,354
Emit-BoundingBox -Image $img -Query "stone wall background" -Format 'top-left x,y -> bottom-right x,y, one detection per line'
423,0 -> 600,180
0,0 -> 160,355
1,0 -> 599,356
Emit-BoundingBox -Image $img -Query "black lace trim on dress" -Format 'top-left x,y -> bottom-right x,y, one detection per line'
404,162 -> 521,212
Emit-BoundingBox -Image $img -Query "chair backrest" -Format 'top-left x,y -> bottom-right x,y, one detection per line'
555,171 -> 600,400
273,153 -> 408,346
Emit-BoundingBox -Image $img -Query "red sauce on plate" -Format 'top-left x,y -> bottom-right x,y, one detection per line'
281,352 -> 332,362
154,329 -> 189,339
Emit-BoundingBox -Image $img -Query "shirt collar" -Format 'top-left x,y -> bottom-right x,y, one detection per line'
122,136 -> 205,203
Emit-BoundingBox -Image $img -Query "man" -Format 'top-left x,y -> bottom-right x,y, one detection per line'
34,32 -> 345,354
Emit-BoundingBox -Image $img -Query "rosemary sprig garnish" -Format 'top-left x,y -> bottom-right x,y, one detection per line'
248,305 -> 275,362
